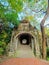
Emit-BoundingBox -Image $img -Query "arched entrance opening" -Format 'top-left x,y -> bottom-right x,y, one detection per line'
16,33 -> 35,50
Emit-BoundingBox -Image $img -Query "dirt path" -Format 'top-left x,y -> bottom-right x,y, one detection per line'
0,58 -> 49,65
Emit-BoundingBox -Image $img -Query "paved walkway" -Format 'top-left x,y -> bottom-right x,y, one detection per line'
16,43 -> 34,58
0,58 -> 49,65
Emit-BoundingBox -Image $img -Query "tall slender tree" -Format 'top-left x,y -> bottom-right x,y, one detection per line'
40,0 -> 49,59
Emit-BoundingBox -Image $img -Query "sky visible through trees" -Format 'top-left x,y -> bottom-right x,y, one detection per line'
0,0 -> 48,30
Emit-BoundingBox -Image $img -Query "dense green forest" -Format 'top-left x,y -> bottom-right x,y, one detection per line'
0,0 -> 49,60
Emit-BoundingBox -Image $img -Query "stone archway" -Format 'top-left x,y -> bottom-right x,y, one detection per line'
13,32 -> 35,49
9,31 -> 40,58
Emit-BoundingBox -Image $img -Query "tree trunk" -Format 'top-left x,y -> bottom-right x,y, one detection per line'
40,0 -> 49,59
40,15 -> 47,59
40,24 -> 46,59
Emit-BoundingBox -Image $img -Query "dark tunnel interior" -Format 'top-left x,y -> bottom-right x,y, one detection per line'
18,33 -> 32,45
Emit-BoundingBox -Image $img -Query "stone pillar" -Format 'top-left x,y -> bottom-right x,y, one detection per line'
9,35 -> 14,52
31,38 -> 34,56
34,37 -> 41,58
8,37 -> 19,57
14,37 -> 18,51
8,41 -> 15,56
